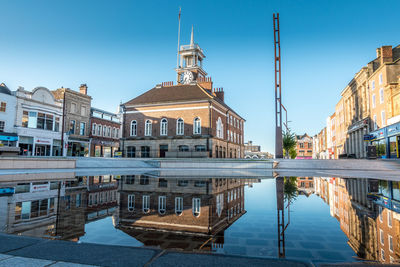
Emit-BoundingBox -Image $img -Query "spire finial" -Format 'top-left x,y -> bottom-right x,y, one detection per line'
190,25 -> 194,46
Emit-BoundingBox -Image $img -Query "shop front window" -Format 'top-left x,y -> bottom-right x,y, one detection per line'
373,140 -> 387,158
389,136 -> 397,158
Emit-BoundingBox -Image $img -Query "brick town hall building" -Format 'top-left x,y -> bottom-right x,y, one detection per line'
121,30 -> 245,158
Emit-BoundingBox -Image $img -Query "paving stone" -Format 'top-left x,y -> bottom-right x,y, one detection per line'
51,262 -> 99,267
0,254 -> 13,261
0,233 -> 43,253
0,256 -> 54,267
222,245 -> 247,256
245,239 -> 271,246
286,249 -> 314,259
299,241 -> 326,249
7,239 -> 157,267
315,250 -> 347,261
150,252 -> 310,267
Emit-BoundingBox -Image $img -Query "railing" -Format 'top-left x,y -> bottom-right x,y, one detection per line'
180,44 -> 203,52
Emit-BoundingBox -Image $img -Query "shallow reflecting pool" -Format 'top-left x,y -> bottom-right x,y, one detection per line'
1,172 -> 399,265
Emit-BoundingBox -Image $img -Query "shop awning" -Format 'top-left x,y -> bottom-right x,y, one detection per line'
0,132 -> 18,141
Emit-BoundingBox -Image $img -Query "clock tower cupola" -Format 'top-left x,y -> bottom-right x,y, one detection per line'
176,26 -> 207,84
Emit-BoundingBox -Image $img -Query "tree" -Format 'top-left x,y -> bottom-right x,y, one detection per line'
282,129 -> 297,159
289,147 -> 297,159
284,176 -> 298,204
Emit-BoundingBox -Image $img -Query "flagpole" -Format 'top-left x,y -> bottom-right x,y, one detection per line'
176,7 -> 181,82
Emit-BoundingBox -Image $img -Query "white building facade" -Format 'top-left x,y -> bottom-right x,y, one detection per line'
15,87 -> 64,156
0,83 -> 18,146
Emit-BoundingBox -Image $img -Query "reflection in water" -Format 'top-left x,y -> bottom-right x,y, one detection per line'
115,175 -> 258,251
314,177 -> 399,264
0,173 -> 399,264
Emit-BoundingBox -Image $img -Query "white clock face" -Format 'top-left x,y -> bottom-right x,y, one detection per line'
181,71 -> 194,84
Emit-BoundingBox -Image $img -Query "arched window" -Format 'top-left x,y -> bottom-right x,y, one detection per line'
158,196 -> 166,215
128,194 -> 135,212
216,117 -> 223,138
130,120 -> 137,136
92,123 -> 96,135
176,118 -> 184,135
175,197 -> 183,215
145,120 -> 152,136
160,118 -> 168,136
192,198 -> 201,217
193,117 -> 201,134
142,195 -> 150,213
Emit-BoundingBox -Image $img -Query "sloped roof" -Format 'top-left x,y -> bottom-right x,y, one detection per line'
124,83 -> 245,120
0,83 -> 11,95
124,84 -> 212,106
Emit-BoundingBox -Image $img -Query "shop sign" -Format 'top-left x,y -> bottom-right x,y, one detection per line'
0,187 -> 15,196
30,183 -> 50,192
363,134 -> 373,141
387,123 -> 400,136
34,137 -> 52,144
392,200 -> 400,214
114,151 -> 122,158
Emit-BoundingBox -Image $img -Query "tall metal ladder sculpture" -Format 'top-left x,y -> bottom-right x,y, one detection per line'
273,13 -> 283,159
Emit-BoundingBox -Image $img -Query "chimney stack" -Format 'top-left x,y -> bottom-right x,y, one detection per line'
79,84 -> 88,95
214,87 -> 225,102
198,76 -> 213,90
377,46 -> 393,65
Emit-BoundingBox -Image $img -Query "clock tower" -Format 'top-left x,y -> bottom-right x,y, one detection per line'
176,26 -> 207,84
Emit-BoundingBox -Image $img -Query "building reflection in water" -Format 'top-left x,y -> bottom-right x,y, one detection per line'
313,177 -> 399,264
114,175 -> 259,251
0,173 -> 119,241
1,173 -> 399,264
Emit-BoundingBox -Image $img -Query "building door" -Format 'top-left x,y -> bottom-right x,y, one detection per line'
397,136 -> 400,158
159,145 -> 168,158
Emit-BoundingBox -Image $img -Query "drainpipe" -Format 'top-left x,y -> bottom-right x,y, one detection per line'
208,101 -> 212,157
61,91 -> 66,157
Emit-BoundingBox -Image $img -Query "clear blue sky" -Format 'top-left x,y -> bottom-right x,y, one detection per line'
1,0 -> 399,153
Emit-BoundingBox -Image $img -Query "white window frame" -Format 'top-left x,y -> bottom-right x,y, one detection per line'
388,210 -> 392,228
92,123 -> 96,135
381,248 -> 385,261
142,195 -> 150,213
98,125 -> 102,137
175,197 -> 183,215
158,196 -> 166,215
192,198 -> 201,217
145,120 -> 152,136
380,229 -> 384,245
380,88 -> 384,104
372,94 -> 376,108
130,120 -> 137,136
379,74 -> 383,85
371,80 -> 375,90
388,235 -> 393,252
176,118 -> 184,135
193,117 -> 201,134
381,110 -> 386,127
160,118 -> 168,136
128,194 -> 135,211
373,115 -> 377,130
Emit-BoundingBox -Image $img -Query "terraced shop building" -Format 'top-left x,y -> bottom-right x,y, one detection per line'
120,32 -> 245,158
